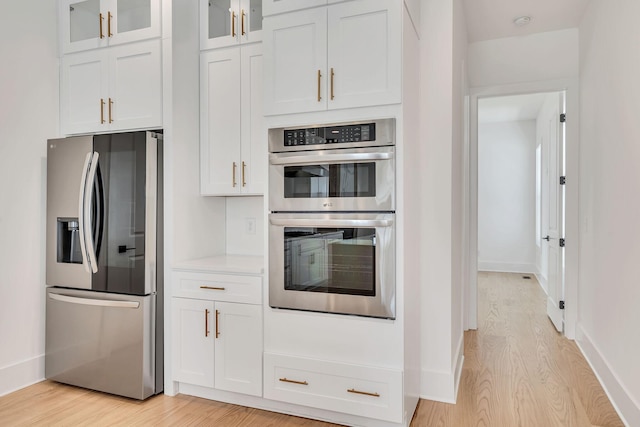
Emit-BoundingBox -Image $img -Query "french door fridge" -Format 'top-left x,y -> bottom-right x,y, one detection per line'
45,131 -> 163,400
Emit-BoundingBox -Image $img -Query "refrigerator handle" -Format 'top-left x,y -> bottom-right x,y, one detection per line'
77,153 -> 93,274
83,152 -> 100,274
49,292 -> 140,309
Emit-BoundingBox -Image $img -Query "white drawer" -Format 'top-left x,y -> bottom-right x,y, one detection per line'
172,271 -> 262,304
264,353 -> 403,423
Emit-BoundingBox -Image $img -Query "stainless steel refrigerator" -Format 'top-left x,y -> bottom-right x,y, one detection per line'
45,131 -> 163,400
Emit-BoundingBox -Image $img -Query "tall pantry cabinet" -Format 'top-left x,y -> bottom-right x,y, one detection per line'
59,0 -> 163,135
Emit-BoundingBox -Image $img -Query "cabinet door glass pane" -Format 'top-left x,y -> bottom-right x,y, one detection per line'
117,0 -> 152,33
249,0 -> 262,32
69,0 -> 100,43
209,0 -> 232,39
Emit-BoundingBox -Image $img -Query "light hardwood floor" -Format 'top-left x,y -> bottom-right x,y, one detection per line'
0,272 -> 624,426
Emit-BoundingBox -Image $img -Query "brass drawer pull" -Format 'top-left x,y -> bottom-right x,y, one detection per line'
99,13 -> 104,39
204,309 -> 210,337
242,161 -> 246,187
330,67 -> 335,100
347,388 -> 380,397
200,286 -> 226,291
317,70 -> 322,102
215,309 -> 220,338
279,377 -> 308,386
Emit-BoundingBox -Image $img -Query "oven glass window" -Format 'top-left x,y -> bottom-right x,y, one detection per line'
284,227 -> 375,296
283,163 -> 375,199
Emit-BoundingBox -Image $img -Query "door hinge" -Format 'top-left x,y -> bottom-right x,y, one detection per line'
559,176 -> 566,185
559,238 -> 565,247
560,113 -> 566,123
559,300 -> 565,310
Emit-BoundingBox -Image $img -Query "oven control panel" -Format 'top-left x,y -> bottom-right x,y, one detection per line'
284,123 -> 376,147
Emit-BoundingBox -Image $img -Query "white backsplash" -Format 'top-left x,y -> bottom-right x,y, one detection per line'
225,196 -> 265,256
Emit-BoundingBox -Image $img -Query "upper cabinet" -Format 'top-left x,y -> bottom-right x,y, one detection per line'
262,0 -> 325,16
200,0 -> 263,50
263,0 -> 401,116
60,0 -> 162,54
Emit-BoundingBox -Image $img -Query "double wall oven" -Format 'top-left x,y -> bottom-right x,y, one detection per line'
268,119 -> 396,319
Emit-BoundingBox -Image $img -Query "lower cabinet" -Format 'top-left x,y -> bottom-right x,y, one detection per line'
172,297 -> 263,396
264,352 -> 403,423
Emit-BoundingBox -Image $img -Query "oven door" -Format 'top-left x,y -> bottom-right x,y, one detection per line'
269,146 -> 395,212
269,213 -> 395,319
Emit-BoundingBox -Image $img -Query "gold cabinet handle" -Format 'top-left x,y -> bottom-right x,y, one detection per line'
108,98 -> 113,123
205,309 -> 210,337
200,286 -> 226,291
100,98 -> 105,124
231,10 -> 236,37
232,162 -> 237,187
215,309 -> 220,338
108,11 -> 113,37
242,161 -> 246,187
330,68 -> 335,100
347,388 -> 380,397
241,9 -> 246,35
99,13 -> 104,39
279,378 -> 308,386
317,70 -> 322,102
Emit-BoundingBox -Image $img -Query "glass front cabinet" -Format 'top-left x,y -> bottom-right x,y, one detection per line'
200,0 -> 262,50
60,0 -> 161,53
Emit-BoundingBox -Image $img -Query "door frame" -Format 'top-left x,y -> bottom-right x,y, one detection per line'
465,78 -> 579,339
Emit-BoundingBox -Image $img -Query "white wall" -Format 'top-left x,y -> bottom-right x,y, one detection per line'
225,197 -> 264,256
577,1 -> 640,424
171,0 -> 226,263
0,0 -> 59,396
419,0 -> 466,403
468,29 -> 579,88
478,120 -> 536,273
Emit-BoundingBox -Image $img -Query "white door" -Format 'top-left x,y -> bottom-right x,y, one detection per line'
172,298 -> 215,387
108,39 -> 163,132
544,93 -> 565,332
214,302 -> 262,396
326,0 -> 401,110
263,7 -> 327,115
200,47 -> 241,195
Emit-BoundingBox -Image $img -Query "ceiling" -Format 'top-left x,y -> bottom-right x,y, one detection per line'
478,93 -> 554,124
463,0 -> 591,43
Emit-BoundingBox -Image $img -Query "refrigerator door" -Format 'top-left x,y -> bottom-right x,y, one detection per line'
92,132 -> 158,295
46,136 -> 95,289
45,287 -> 157,400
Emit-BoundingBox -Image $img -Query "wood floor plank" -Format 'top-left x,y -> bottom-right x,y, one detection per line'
0,272 -> 624,426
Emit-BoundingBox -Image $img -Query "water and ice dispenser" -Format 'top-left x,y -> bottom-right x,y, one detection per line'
57,218 -> 82,264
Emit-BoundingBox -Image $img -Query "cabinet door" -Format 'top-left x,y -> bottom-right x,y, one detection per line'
327,0 -> 401,110
172,298 -> 215,388
200,48 -> 242,195
214,302 -> 262,396
108,39 -> 163,132
60,49 -> 109,135
240,43 -> 266,195
200,0 -> 237,49
108,0 -> 162,46
61,0 -> 161,54
240,0 -> 263,44
263,8 -> 327,115
263,0 -> 326,16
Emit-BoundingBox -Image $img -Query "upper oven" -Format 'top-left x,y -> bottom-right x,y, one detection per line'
268,119 -> 395,212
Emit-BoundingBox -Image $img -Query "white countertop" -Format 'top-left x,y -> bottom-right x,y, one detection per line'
173,255 -> 264,275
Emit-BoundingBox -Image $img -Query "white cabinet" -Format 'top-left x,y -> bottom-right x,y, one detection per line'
200,43 -> 265,195
61,39 -> 162,135
172,269 -> 263,397
263,0 -> 401,115
262,0 -> 326,16
200,0 -> 262,50
60,0 -> 161,54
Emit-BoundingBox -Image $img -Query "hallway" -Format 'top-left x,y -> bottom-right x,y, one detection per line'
414,272 -> 624,426
0,273 -> 624,426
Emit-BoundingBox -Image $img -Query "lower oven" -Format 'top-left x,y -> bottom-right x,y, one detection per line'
269,213 -> 395,319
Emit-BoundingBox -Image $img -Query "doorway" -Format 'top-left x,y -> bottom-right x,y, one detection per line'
466,80 -> 579,339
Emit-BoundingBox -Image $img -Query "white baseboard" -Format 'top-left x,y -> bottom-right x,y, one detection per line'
576,324 -> 640,427
420,335 -> 464,403
0,355 -> 45,397
534,272 -> 548,294
477,262 -> 537,274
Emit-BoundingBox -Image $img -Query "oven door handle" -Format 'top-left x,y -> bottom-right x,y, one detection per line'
270,218 -> 393,227
269,152 -> 393,166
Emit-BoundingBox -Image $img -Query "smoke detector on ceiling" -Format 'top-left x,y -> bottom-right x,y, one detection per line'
513,15 -> 532,26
